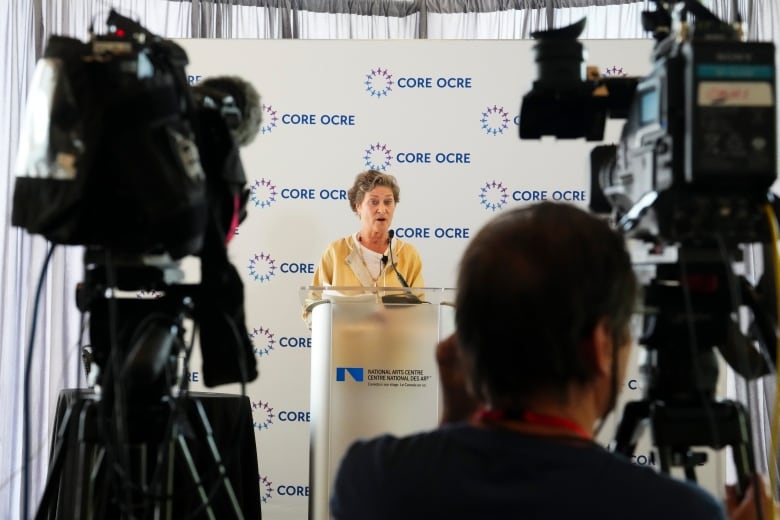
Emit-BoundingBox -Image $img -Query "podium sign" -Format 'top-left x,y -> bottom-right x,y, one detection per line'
302,287 -> 455,520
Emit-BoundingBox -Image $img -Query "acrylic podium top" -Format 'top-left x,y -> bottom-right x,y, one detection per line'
300,286 -> 455,311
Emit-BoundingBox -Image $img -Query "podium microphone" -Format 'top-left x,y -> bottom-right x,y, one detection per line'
381,230 -> 423,304
387,230 -> 410,287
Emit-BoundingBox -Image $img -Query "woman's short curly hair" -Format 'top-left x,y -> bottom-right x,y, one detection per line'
347,170 -> 400,213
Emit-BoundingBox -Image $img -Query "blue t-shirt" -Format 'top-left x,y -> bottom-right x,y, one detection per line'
330,423 -> 726,519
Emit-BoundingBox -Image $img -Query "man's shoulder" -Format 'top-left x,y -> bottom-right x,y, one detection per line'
592,452 -> 726,518
336,428 -> 726,520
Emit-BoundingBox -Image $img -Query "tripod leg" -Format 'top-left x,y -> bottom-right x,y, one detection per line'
684,463 -> 697,483
175,435 -> 217,520
84,447 -> 108,520
192,398 -> 244,519
612,400 -> 651,458
656,446 -> 673,476
164,396 -> 245,519
724,401 -> 757,500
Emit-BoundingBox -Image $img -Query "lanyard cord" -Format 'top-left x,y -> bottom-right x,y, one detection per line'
474,408 -> 593,441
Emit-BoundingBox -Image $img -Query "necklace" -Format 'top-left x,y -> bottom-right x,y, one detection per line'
356,236 -> 383,283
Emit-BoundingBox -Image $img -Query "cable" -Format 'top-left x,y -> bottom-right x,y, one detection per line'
715,234 -> 768,520
22,242 -> 56,520
763,204 -> 780,515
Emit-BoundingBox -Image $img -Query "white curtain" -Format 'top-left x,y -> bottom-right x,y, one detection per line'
0,3 -> 84,518
426,0 -> 651,39
708,0 -> 780,40
1,0 -> 773,517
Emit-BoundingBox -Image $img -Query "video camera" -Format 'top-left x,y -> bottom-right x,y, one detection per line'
520,0 -> 776,246
520,0 -> 779,497
11,11 -> 266,517
11,9 -> 260,389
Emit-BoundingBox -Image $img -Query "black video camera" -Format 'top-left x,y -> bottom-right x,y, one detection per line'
12,10 -> 209,257
520,1 -> 777,247
11,9 -> 259,388
521,2 -> 780,496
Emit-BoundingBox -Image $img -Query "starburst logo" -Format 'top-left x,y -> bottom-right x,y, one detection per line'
363,142 -> 393,171
480,105 -> 510,136
248,252 -> 277,283
604,65 -> 626,77
365,67 -> 394,98
252,400 -> 275,431
250,326 -> 276,358
261,104 -> 279,134
479,180 -> 509,211
250,178 -> 278,209
259,475 -> 274,504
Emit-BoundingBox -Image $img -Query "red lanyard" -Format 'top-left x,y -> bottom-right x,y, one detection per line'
475,408 -> 593,441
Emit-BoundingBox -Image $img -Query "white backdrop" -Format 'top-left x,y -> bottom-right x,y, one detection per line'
174,38 -> 710,520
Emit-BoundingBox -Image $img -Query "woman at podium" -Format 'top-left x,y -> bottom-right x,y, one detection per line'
310,169 -> 424,290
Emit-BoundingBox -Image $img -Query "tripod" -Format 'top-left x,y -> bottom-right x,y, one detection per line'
612,252 -> 770,500
38,390 -> 252,519
35,259 -> 260,519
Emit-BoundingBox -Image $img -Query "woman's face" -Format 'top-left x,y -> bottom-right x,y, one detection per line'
356,186 -> 396,233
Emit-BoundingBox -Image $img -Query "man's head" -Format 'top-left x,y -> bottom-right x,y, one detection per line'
455,202 -> 638,410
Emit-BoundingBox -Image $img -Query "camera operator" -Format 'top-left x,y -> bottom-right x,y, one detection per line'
330,201 -> 771,519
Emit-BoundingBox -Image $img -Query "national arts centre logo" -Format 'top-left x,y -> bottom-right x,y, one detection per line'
480,105 -> 511,136
479,180 -> 509,212
247,252 -> 278,283
252,400 -> 275,431
250,178 -> 278,209
250,325 -> 276,358
364,67 -> 394,98
261,103 -> 280,134
363,142 -> 393,171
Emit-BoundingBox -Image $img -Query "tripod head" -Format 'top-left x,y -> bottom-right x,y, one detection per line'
637,245 -> 773,406
76,249 -> 197,405
616,240 -> 777,500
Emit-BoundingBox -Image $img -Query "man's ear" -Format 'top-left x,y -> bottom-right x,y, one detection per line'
586,318 -> 614,376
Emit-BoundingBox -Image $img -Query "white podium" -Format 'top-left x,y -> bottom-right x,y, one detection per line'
301,286 -> 455,520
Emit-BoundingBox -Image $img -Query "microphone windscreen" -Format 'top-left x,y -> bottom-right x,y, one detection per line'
388,229 -> 395,240
195,76 -> 262,147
